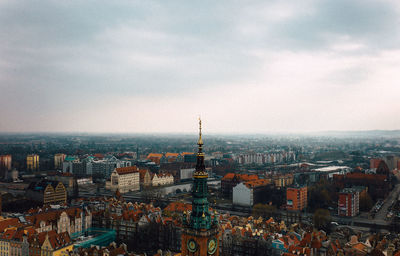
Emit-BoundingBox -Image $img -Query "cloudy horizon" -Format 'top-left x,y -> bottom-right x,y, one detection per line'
1,0 -> 400,134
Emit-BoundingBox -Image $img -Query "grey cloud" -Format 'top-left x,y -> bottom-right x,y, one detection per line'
1,0 -> 400,132
265,0 -> 400,50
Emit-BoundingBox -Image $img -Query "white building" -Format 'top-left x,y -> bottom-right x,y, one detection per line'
180,168 -> 195,180
232,179 -> 270,207
151,173 -> 174,186
232,182 -> 253,207
109,166 -> 140,193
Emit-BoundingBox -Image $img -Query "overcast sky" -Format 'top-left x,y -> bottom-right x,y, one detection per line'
1,0 -> 400,134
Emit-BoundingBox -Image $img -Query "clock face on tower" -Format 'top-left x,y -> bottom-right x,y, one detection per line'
187,239 -> 198,253
207,237 -> 217,255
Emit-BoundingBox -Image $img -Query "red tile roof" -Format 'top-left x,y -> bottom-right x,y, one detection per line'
115,166 -> 138,175
222,173 -> 259,182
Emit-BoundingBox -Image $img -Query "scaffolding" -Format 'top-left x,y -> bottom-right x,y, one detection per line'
73,228 -> 116,248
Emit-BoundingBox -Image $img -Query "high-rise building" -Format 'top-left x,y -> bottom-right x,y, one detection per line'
338,188 -> 359,217
26,154 -> 39,171
0,154 -> 12,179
286,186 -> 308,211
54,153 -> 66,170
181,119 -> 220,256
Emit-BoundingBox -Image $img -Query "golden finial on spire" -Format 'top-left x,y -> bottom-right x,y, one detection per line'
198,117 -> 203,145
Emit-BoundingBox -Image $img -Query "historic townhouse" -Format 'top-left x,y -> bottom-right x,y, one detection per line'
151,173 -> 174,186
25,207 -> 92,236
109,166 -> 140,193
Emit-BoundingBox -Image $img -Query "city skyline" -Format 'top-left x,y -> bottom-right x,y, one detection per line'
1,0 -> 400,133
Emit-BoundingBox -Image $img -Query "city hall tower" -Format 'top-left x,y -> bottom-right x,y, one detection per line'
181,119 -> 220,256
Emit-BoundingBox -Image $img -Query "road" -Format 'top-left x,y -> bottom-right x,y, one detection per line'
374,184 -> 400,221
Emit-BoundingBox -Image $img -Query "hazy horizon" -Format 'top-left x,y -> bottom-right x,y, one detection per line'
1,0 -> 400,133
1,129 -> 399,137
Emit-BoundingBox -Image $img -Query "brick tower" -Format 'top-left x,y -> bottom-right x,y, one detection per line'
181,119 -> 219,256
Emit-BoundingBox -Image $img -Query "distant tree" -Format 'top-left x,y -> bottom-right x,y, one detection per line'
252,203 -> 277,218
313,208 -> 331,231
359,192 -> 374,211
307,180 -> 337,212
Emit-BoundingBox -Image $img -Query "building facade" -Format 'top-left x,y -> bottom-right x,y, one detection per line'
286,186 -> 307,211
0,154 -> 12,179
27,154 -> 39,171
221,173 -> 259,199
54,153 -> 66,170
338,188 -> 360,217
27,180 -> 67,205
151,173 -> 174,186
109,166 -> 140,193
232,180 -> 271,207
139,169 -> 152,187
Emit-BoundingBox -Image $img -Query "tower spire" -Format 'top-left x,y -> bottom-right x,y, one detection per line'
181,118 -> 220,255
194,118 -> 206,177
198,117 -> 203,146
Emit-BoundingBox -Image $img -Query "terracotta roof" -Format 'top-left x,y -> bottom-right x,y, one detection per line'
222,173 -> 259,182
139,169 -> 150,179
165,153 -> 179,158
147,153 -> 163,159
164,202 -> 192,213
25,207 -> 83,228
115,166 -> 138,175
0,218 -> 21,232
93,153 -> 104,159
222,173 -> 235,180
244,179 -> 270,188
48,231 -> 71,249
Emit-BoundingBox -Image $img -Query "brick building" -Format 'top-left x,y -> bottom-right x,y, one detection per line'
338,188 -> 359,217
286,186 -> 307,211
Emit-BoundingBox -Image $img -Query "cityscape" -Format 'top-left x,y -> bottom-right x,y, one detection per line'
1,1 -> 400,256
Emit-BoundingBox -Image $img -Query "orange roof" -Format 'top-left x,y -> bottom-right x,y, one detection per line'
147,153 -> 163,159
222,173 -> 235,180
222,173 -> 259,182
165,153 -> 179,158
0,218 -> 21,232
181,152 -> 194,156
244,179 -> 270,188
164,202 -> 192,213
139,169 -> 150,179
115,166 -> 138,175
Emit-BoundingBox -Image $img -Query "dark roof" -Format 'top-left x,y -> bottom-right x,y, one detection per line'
28,180 -> 60,191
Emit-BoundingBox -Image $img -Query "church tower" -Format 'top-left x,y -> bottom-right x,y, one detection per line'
181,119 -> 220,256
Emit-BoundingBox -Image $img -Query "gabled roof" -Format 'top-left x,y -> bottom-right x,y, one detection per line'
115,166 -> 138,175
0,218 -> 21,232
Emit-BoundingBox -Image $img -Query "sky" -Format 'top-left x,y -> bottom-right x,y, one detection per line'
1,0 -> 400,134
